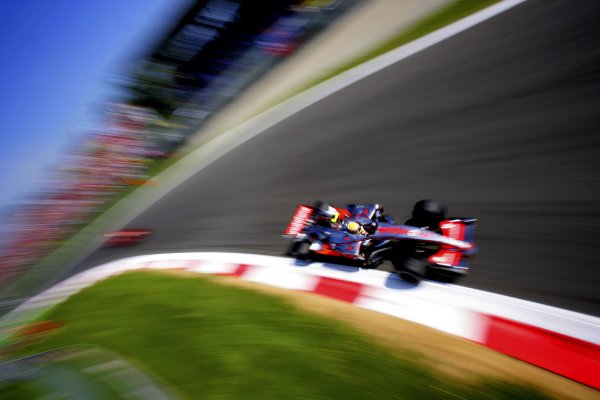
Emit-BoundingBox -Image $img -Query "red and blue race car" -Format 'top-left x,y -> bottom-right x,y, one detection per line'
283,200 -> 476,283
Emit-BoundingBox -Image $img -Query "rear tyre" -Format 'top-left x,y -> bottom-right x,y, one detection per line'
406,199 -> 447,229
393,257 -> 428,284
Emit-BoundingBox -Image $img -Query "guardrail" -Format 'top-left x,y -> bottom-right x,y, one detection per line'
1,252 -> 598,389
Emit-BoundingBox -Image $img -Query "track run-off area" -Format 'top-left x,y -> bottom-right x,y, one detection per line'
3,252 -> 599,390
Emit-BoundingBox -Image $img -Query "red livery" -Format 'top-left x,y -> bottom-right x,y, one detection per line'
103,229 -> 153,246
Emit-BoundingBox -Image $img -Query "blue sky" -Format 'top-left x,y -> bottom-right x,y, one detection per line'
0,0 -> 192,209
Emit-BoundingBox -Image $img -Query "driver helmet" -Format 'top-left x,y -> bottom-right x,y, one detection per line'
347,221 -> 362,234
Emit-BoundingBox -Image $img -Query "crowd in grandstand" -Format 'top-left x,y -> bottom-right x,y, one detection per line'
0,103 -> 174,287
0,0 -> 348,292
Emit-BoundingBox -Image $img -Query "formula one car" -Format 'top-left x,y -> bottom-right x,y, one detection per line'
102,229 -> 153,246
283,200 -> 476,283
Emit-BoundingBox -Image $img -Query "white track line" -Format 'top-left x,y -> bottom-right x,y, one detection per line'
4,252 -> 597,345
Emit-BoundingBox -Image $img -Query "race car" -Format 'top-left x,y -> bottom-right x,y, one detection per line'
283,200 -> 477,283
102,229 -> 153,246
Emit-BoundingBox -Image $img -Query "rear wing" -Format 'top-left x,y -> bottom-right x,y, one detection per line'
284,205 -> 313,236
429,218 -> 477,268
439,218 -> 476,247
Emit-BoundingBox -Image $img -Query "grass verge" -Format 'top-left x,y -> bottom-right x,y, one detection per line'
5,271 -> 553,400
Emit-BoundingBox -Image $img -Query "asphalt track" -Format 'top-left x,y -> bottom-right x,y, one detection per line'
71,0 -> 600,315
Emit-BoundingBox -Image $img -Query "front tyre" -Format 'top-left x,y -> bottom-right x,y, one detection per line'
288,240 -> 312,260
393,257 -> 428,284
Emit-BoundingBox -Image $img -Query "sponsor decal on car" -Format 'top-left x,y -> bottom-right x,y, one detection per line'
285,205 -> 313,236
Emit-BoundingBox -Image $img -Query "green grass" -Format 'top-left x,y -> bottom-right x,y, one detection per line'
0,382 -> 43,400
0,361 -> 122,400
0,346 -> 175,400
6,271 -> 552,400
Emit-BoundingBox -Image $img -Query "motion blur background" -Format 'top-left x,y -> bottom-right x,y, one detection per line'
1,0 -> 599,318
0,0 -> 359,303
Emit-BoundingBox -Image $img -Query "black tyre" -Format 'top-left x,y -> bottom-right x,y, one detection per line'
312,200 -> 330,210
288,240 -> 312,260
406,199 -> 447,229
394,257 -> 428,284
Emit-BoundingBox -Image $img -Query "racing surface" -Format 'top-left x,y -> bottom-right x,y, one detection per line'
70,0 -> 600,315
